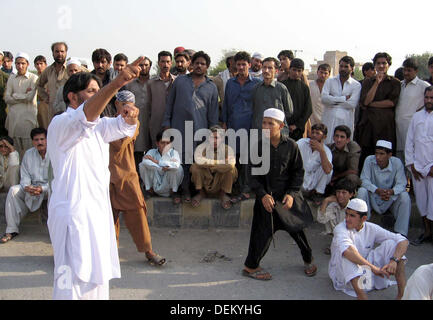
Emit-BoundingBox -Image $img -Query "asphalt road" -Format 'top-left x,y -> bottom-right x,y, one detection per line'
1,219 -> 432,301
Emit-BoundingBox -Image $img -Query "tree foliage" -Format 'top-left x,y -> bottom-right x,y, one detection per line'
405,52 -> 432,80
208,49 -> 239,76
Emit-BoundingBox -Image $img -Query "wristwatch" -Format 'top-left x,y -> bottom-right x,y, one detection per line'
390,257 -> 400,263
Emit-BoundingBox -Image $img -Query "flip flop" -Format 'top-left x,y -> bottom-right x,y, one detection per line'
304,263 -> 317,277
242,269 -> 272,281
147,254 -> 166,266
230,193 -> 250,204
0,232 -> 18,244
221,194 -> 232,210
191,193 -> 203,208
172,192 -> 181,205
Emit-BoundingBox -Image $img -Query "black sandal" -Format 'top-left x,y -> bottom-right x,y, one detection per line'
0,232 -> 18,244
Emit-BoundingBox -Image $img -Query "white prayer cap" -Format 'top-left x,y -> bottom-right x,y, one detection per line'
15,52 -> 30,62
66,57 -> 82,67
252,52 -> 264,61
0,51 -> 3,57
347,198 -> 368,214
376,140 -> 392,150
263,108 -> 285,122
116,90 -> 135,103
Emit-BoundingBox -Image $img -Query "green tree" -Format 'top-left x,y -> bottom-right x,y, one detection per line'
405,52 -> 433,80
353,67 -> 363,81
208,49 -> 239,76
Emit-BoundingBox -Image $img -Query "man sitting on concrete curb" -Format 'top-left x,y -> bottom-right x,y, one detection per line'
326,125 -> 361,195
243,108 -> 316,280
1,128 -> 49,243
0,136 -> 20,192
296,123 -> 333,205
317,178 -> 356,254
139,129 -> 183,204
190,125 -> 237,209
328,198 -> 409,300
357,140 -> 410,237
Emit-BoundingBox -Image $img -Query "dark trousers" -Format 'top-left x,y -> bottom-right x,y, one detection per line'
244,200 -> 313,269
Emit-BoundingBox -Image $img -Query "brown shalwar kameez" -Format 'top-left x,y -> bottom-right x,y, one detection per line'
109,122 -> 152,253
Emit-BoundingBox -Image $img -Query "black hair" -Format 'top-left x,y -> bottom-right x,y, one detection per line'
311,123 -> 328,136
2,51 -> 13,60
234,51 -> 251,63
362,62 -> 374,76
92,48 -> 112,63
30,127 -> 47,140
277,50 -> 294,61
335,178 -> 356,194
225,56 -> 234,68
34,55 -> 47,64
428,57 -> 433,67
156,129 -> 174,143
113,53 -> 128,63
0,136 -> 14,146
175,52 -> 190,61
158,51 -> 172,62
394,67 -> 404,81
339,55 -> 355,68
334,125 -> 351,138
63,72 -> 102,104
191,51 -> 211,67
402,58 -> 418,70
373,52 -> 392,66
425,86 -> 433,95
318,63 -> 331,73
290,58 -> 304,70
51,42 -> 68,52
262,57 -> 280,69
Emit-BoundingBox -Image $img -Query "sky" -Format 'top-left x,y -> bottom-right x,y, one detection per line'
2,0 -> 431,75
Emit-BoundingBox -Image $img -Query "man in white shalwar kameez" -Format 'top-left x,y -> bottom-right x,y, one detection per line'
329,198 -> 409,300
1,128 -> 49,243
405,86 -> 433,246
402,263 -> 433,300
47,59 -> 142,300
296,123 -> 333,201
139,130 -> 183,199
321,56 -> 361,145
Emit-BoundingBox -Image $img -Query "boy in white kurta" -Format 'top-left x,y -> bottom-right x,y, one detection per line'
139,130 -> 183,199
329,198 -> 409,300
47,60 -> 142,300
296,123 -> 333,202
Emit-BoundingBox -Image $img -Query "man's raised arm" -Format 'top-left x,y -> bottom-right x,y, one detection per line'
84,56 -> 144,122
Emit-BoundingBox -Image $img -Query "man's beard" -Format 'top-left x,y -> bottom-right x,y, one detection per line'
176,66 -> 186,73
54,57 -> 65,64
425,103 -> 433,111
251,65 -> 260,72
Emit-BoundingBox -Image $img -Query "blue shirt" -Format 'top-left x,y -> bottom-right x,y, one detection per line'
361,155 -> 407,198
222,75 -> 261,131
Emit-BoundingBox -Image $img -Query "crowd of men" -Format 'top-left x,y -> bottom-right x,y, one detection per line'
0,44 -> 432,300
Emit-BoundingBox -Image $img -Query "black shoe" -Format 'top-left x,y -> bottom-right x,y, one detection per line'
410,233 -> 432,246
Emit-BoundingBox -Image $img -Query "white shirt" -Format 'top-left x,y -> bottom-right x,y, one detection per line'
141,147 -> 181,171
402,264 -> 433,300
405,108 -> 433,177
395,76 -> 430,151
20,147 -> 50,211
47,104 -> 136,285
4,72 -> 38,137
296,138 -> 332,190
309,80 -> 325,126
321,75 -> 361,144
329,221 -> 407,296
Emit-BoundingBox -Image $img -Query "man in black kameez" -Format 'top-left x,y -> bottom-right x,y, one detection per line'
280,58 -> 312,141
242,108 -> 317,280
